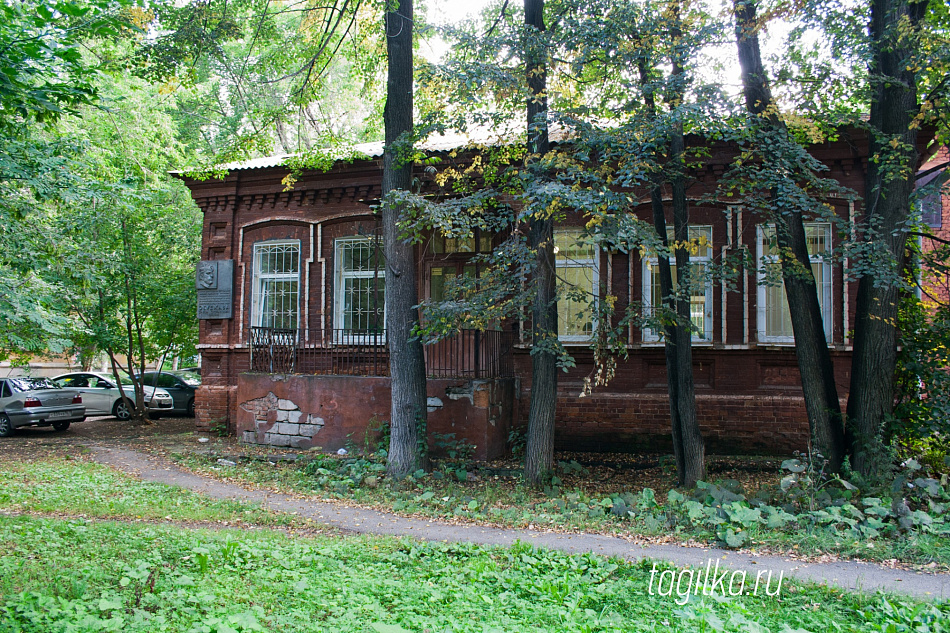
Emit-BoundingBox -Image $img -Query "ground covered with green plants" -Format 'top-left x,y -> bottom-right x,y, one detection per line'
0,456 -> 303,529
170,445 -> 950,569
2,455 -> 949,633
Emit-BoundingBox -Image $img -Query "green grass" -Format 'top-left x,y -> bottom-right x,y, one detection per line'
1,454 -> 948,632
0,457 -> 296,527
170,452 -> 950,567
3,515 -> 949,633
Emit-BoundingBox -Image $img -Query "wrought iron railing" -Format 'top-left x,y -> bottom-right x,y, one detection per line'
249,327 -> 515,379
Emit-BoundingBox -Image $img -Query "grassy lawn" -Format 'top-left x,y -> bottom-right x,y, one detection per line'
168,450 -> 950,568
1,456 -> 949,632
0,457 -> 301,528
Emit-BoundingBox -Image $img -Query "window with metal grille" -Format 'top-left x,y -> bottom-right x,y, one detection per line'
555,229 -> 599,342
334,237 -> 385,340
757,223 -> 832,344
642,225 -> 713,342
251,241 -> 300,329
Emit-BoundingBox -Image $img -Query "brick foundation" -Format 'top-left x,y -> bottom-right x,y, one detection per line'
230,373 -> 516,460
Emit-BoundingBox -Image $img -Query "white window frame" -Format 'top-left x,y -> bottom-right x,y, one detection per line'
334,236 -> 386,344
251,240 -> 301,330
642,226 -> 714,343
555,229 -> 599,343
756,223 -> 833,345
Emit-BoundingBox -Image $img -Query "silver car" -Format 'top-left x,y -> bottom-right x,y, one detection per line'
52,372 -> 174,420
0,377 -> 86,436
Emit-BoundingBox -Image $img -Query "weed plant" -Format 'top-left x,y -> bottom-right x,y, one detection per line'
172,451 -> 950,567
2,454 -> 949,632
0,458 -> 293,527
2,514 -> 949,632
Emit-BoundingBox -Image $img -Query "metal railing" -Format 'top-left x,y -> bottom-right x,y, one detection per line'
425,329 -> 515,379
249,327 -> 515,379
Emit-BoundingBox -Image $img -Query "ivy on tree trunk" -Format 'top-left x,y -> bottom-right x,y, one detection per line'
847,0 -> 927,477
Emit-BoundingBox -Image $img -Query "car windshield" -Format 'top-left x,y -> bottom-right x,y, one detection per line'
111,372 -> 135,385
173,371 -> 201,386
9,377 -> 60,392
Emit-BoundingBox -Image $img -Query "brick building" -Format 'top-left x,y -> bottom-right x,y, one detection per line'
177,128 -> 936,459
918,147 -> 949,306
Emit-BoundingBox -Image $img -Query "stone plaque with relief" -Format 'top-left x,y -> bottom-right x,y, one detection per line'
196,260 -> 233,319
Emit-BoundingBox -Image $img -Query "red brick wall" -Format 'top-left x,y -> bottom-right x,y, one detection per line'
920,147 -> 949,306
513,347 -> 852,455
232,372 -> 515,459
180,130 -> 926,458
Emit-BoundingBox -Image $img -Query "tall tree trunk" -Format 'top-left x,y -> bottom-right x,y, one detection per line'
649,187 -> 683,477
637,22 -> 705,487
523,0 -> 558,486
668,11 -> 705,487
734,0 -> 845,470
669,120 -> 705,487
847,0 -> 926,476
383,0 -> 428,477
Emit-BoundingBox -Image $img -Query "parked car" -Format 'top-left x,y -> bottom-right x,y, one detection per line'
52,372 -> 173,420
140,370 -> 200,417
0,377 -> 86,436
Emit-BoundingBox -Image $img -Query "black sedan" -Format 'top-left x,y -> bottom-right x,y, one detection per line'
140,370 -> 200,417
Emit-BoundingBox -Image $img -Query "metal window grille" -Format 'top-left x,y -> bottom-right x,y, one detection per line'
334,237 -> 385,343
252,241 -> 300,330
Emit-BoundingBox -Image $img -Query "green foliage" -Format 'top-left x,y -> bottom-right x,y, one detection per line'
0,0 -> 135,129
209,419 -> 229,438
892,293 -> 950,442
301,453 -> 389,492
364,415 -> 392,454
508,425 -> 527,458
8,512 -> 940,633
176,448 -> 950,565
432,432 -> 476,462
8,454 -> 950,632
15,73 -> 202,414
0,3 -> 201,392
141,0 -> 382,168
0,1 -> 139,358
0,458 -> 289,526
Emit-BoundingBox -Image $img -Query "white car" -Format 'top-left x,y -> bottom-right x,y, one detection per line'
52,372 -> 174,420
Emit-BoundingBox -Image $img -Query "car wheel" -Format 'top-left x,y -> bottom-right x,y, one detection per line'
112,399 -> 132,421
52,421 -> 70,432
0,414 -> 13,437
186,398 -> 195,418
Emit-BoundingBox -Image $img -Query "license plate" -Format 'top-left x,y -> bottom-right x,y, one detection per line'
48,411 -> 70,418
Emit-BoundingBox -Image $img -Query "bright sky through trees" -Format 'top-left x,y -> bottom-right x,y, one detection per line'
421,0 -> 794,98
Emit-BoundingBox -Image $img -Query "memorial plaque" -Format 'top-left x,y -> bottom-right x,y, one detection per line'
196,260 -> 233,319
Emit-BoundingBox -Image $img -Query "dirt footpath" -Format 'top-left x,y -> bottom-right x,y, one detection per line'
87,445 -> 950,600
4,416 -> 950,600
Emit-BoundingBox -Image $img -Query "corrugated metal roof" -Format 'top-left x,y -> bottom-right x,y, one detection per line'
217,131 -> 500,172
176,121 -> 572,175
